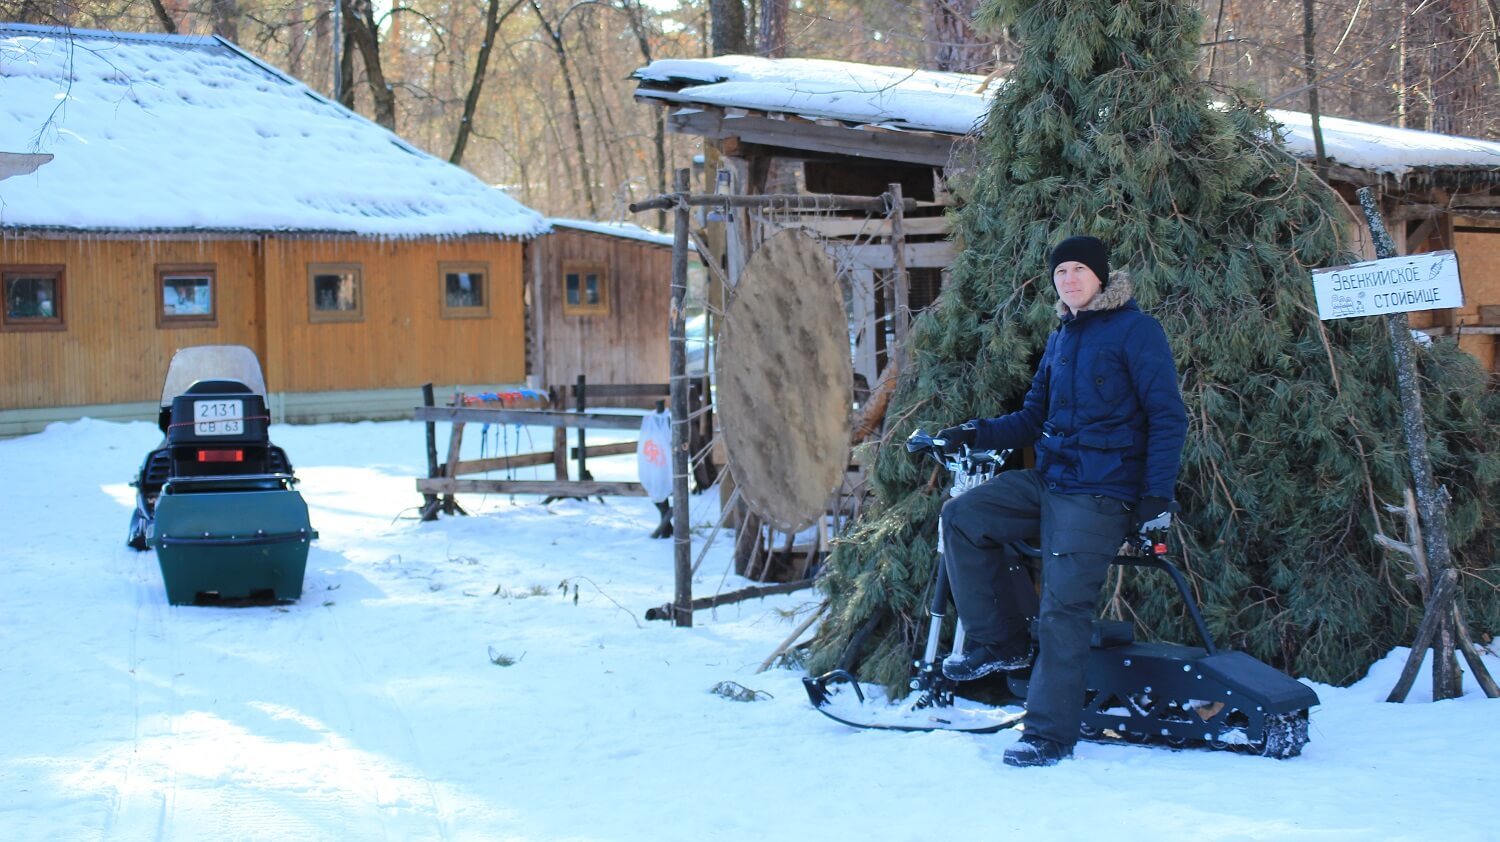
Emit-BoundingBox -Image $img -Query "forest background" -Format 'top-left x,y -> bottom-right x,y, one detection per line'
3,0 -> 1496,219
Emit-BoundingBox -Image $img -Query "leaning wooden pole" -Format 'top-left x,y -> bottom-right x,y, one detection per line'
1357,188 -> 1462,701
670,167 -> 694,627
888,182 -> 910,372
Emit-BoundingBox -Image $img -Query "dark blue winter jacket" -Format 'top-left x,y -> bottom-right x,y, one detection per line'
973,273 -> 1188,504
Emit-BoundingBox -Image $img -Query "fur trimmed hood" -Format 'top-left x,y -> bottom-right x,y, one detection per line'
1056,269 -> 1134,318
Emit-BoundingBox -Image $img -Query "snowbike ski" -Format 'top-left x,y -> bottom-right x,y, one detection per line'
803,669 -> 1024,734
804,430 -> 1318,758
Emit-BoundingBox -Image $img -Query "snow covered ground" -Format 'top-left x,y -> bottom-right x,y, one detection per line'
2,419 -> 1496,841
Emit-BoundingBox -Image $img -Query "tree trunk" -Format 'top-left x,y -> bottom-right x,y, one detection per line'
1401,0 -> 1485,134
343,0 -> 396,130
211,0 -> 239,41
449,0 -> 526,165
757,0 -> 786,57
623,2 -> 667,229
530,0 -> 598,217
337,8 -> 357,110
148,0 -> 178,34
922,0 -> 993,72
710,0 -> 750,55
1302,0 -> 1328,179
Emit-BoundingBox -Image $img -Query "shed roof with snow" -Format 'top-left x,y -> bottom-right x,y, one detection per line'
633,55 -> 1500,186
0,23 -> 547,238
546,218 -> 675,247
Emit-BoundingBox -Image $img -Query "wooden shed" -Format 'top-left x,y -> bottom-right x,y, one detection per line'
526,219 -> 679,397
632,56 -> 1500,377
0,24 -> 546,436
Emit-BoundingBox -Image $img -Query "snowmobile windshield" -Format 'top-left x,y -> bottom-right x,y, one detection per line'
160,345 -> 268,404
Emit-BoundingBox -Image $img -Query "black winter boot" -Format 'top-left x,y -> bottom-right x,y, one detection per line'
1003,735 -> 1073,768
940,641 -> 1032,681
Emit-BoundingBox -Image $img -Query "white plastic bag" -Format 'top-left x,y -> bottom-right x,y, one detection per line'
636,410 -> 673,503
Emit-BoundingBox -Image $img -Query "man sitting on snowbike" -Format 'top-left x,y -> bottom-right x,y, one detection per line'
936,235 -> 1189,767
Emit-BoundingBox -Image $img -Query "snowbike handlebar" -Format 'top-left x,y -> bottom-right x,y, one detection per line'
906,428 -> 1010,477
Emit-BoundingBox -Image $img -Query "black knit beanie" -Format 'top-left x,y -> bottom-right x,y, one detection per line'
1048,236 -> 1111,288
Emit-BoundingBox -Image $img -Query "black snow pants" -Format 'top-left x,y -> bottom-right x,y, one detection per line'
940,469 -> 1132,748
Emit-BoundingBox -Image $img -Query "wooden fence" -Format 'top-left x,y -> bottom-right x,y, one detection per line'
413,377 -> 715,521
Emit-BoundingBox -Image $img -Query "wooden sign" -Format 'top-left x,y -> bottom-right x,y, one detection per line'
1311,250 -> 1463,320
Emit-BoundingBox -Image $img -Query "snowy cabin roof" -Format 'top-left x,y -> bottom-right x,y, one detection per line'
633,55 -> 1500,182
547,218 -> 674,246
0,23 -> 547,238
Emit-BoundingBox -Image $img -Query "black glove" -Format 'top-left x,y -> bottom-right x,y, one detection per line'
1133,496 -> 1173,533
935,421 -> 978,454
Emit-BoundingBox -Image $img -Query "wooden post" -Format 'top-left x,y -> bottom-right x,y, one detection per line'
1386,569 -> 1459,703
420,383 -> 440,520
671,168 -> 694,628
574,374 -> 591,481
1358,188 -> 1462,701
888,183 -> 910,371
443,418 -> 464,517
552,426 -> 568,480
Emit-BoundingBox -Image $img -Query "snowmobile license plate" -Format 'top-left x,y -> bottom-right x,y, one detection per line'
194,399 -> 244,436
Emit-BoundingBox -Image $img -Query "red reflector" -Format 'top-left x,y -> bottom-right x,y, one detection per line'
1154,543 -> 1168,555
198,450 -> 244,463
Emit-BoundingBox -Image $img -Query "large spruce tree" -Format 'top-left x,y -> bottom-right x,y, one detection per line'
806,0 -> 1500,687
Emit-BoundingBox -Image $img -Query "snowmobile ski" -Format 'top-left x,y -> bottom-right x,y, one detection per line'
803,670 -> 1025,734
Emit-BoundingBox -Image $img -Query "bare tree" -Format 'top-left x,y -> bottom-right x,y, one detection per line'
450,0 -> 527,164
710,0 -> 749,55
342,0 -> 396,129
530,0 -> 598,216
922,0 -> 993,72
758,0 -> 785,57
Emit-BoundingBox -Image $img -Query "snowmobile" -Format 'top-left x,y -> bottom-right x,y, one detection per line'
803,429 -> 1318,758
127,345 -> 316,605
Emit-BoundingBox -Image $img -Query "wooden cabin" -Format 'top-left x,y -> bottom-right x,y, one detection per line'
525,219 -> 682,401
632,56 -> 1500,379
0,24 -> 546,436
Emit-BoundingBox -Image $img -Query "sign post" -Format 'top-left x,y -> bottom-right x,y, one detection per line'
1336,187 -> 1494,703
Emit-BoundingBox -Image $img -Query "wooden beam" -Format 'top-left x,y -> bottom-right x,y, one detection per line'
643,578 -> 816,621
414,406 -> 645,430
828,240 -> 957,270
570,441 -> 635,459
778,215 -> 951,238
665,108 -> 956,167
449,451 -> 557,475
416,478 -> 648,496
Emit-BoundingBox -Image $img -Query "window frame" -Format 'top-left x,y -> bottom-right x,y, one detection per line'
439,260 -> 491,319
1,264 -> 66,332
306,262 -> 365,323
561,260 -> 611,317
155,263 -> 219,328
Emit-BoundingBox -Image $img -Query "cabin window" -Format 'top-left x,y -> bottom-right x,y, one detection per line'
1,265 -> 65,332
307,263 -> 363,322
562,261 -> 609,317
440,261 -> 490,318
157,264 -> 217,327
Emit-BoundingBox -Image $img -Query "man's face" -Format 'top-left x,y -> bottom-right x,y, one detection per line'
1053,260 -> 1102,312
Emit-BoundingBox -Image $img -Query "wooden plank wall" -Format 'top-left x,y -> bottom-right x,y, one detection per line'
1453,227 -> 1499,370
260,237 -> 526,394
533,229 -> 672,393
0,237 -> 261,409
1,234 -> 526,412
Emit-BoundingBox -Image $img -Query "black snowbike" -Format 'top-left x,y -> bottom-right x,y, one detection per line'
804,429 -> 1317,758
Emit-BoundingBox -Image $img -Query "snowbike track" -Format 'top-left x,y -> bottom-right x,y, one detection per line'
303,600 -> 453,840
107,547 -> 179,841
